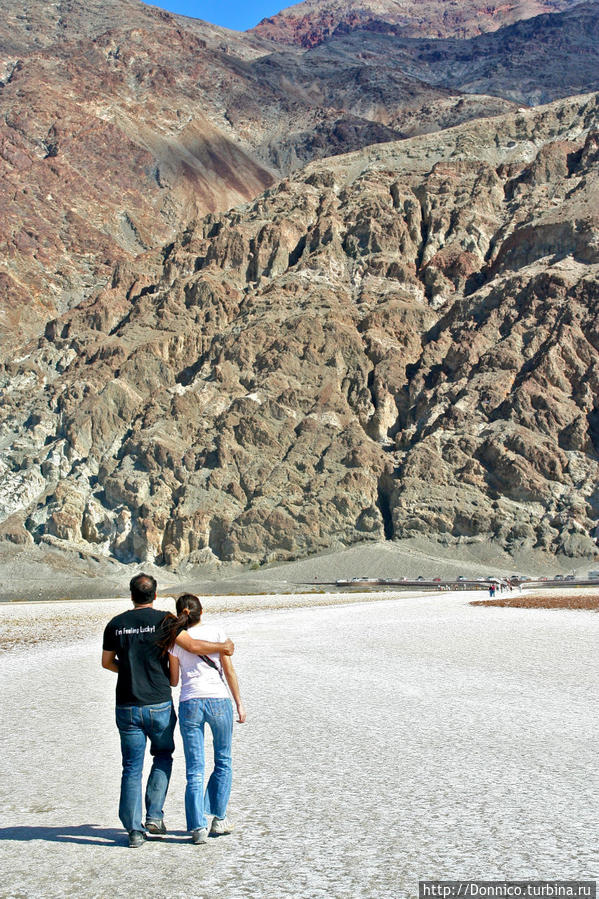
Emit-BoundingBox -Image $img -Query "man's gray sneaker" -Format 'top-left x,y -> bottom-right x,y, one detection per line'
128,830 -> 145,848
210,816 -> 234,836
145,819 -> 167,836
191,827 -> 208,844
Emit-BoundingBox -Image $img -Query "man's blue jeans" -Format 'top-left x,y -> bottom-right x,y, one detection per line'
179,698 -> 233,831
115,700 -> 176,833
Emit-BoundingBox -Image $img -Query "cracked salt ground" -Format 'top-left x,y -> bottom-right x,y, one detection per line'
0,591 -> 597,898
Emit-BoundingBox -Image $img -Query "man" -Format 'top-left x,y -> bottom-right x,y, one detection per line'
102,573 -> 234,848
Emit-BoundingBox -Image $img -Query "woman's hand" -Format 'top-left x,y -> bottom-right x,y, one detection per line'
222,653 -> 244,721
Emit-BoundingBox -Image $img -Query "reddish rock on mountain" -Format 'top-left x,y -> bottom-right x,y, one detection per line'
251,0 -> 584,45
3,0 -> 599,352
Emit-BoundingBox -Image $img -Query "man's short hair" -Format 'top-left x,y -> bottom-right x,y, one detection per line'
129,573 -> 157,606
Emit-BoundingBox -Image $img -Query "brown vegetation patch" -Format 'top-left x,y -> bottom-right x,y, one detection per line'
471,593 -> 599,611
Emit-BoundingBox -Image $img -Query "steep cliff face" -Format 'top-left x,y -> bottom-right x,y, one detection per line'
2,95 -> 598,566
251,0 -> 584,45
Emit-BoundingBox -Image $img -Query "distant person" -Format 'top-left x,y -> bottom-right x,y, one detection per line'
102,573 -> 234,848
161,594 -> 246,845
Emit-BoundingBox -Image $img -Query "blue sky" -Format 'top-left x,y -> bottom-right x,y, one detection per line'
146,1 -> 287,31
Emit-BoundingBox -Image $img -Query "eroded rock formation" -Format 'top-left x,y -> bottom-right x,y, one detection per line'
2,94 -> 598,566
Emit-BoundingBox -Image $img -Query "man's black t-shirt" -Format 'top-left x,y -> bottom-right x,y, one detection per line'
103,607 -> 171,706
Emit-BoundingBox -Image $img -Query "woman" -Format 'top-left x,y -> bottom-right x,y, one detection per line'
161,593 -> 246,844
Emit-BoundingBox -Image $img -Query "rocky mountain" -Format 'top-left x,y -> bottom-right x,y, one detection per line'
2,93 -> 598,567
251,0 -> 584,45
4,0 -> 599,356
309,2 -> 599,106
0,0 -> 277,349
2,0 -> 599,571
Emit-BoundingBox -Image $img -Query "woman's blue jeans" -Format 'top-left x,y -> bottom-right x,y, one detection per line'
179,698 -> 233,831
115,700 -> 176,833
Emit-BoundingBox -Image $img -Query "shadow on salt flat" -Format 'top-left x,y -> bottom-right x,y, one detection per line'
0,824 -> 195,847
0,824 -> 123,845
0,823 -> 199,847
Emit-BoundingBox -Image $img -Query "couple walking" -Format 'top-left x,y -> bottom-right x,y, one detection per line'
102,573 -> 246,848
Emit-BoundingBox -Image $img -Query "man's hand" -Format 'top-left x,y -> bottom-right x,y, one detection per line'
222,638 -> 234,656
236,701 -> 246,724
